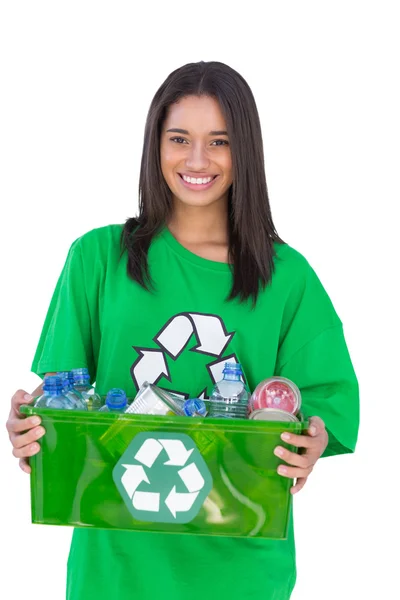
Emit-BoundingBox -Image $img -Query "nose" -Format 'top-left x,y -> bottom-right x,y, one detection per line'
185,142 -> 210,171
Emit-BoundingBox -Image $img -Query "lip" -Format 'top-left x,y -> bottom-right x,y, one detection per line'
177,173 -> 219,191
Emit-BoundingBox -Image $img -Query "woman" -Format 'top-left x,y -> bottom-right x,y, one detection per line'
6,61 -> 359,599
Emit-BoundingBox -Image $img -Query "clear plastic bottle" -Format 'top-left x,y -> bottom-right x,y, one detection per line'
58,370 -> 75,388
209,363 -> 250,419
99,388 -> 128,413
71,368 -> 102,411
57,371 -> 87,410
35,376 -> 78,410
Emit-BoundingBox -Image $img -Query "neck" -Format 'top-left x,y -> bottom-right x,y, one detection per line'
167,198 -> 229,245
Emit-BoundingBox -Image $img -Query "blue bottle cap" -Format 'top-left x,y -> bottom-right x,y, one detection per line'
71,368 -> 89,376
71,368 -> 90,384
56,372 -> 73,390
71,368 -> 89,378
183,398 -> 207,416
43,375 -> 63,386
106,388 -> 127,409
223,362 -> 243,375
43,375 -> 64,395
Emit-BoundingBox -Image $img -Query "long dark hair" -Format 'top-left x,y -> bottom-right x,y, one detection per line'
121,60 -> 284,304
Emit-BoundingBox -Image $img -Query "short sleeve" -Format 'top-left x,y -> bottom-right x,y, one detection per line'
277,324 -> 359,457
31,238 -> 96,381
274,253 -> 359,457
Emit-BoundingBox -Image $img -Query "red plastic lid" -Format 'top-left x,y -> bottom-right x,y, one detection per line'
250,377 -> 301,415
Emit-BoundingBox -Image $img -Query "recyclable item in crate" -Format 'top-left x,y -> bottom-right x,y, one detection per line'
34,375 -> 87,410
71,367 -> 102,411
57,372 -> 87,409
57,370 -> 75,388
21,401 -> 307,539
126,382 -> 185,416
183,398 -> 208,417
249,408 -> 299,422
98,384 -> 185,460
99,388 -> 128,413
249,377 -> 301,416
208,362 -> 250,419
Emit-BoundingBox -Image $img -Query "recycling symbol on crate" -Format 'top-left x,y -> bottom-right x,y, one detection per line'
113,432 -> 213,524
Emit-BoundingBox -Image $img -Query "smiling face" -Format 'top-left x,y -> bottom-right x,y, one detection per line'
160,95 -> 233,209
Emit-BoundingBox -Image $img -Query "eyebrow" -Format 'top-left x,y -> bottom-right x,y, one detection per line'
166,128 -> 228,136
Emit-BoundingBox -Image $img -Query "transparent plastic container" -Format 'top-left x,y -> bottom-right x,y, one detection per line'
249,409 -> 300,422
57,372 -> 87,410
34,376 -> 80,410
183,398 -> 208,417
57,370 -> 75,388
126,382 -> 185,416
99,388 -> 128,413
208,363 -> 250,419
71,367 -> 102,411
250,377 -> 301,415
21,403 -> 308,539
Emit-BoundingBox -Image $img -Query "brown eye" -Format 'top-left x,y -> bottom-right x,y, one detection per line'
211,140 -> 229,146
170,137 -> 188,144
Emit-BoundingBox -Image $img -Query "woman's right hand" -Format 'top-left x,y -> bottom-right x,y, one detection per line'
6,390 -> 46,474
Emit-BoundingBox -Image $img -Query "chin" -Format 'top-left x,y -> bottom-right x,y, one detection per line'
175,194 -> 226,208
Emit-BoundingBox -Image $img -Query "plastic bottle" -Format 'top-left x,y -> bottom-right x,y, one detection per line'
59,370 -> 75,387
34,376 -> 78,410
183,398 -> 208,417
71,368 -> 102,411
99,388 -> 128,413
208,363 -> 250,419
57,371 -> 87,410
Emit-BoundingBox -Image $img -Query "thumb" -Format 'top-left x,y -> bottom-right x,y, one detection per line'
11,389 -> 35,417
308,416 -> 325,437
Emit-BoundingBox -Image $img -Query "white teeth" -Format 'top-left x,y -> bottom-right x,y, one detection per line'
182,175 -> 213,185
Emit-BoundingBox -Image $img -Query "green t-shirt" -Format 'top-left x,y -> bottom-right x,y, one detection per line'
32,225 -> 359,600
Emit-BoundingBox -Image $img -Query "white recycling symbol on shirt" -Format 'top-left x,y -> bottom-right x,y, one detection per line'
130,312 -> 240,398
113,432 -> 213,524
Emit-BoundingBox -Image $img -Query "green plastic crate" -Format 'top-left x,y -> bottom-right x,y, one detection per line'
20,405 -> 307,539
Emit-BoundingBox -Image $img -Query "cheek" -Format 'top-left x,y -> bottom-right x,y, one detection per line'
222,156 -> 233,182
219,149 -> 232,170
161,147 -> 181,174
160,151 -> 174,178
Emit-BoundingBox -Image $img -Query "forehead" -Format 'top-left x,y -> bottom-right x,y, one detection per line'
163,96 -> 227,131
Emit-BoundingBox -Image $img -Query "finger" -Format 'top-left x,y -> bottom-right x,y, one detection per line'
274,445 -> 313,469
12,442 -> 41,460
19,458 -> 32,474
280,431 -> 316,449
6,415 -> 42,435
290,477 -> 308,494
277,464 -> 313,480
10,426 -> 45,450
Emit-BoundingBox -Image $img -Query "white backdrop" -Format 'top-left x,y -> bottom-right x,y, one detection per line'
1,1 -> 398,599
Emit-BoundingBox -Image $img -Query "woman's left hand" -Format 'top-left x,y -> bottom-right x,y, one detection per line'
274,416 -> 329,495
